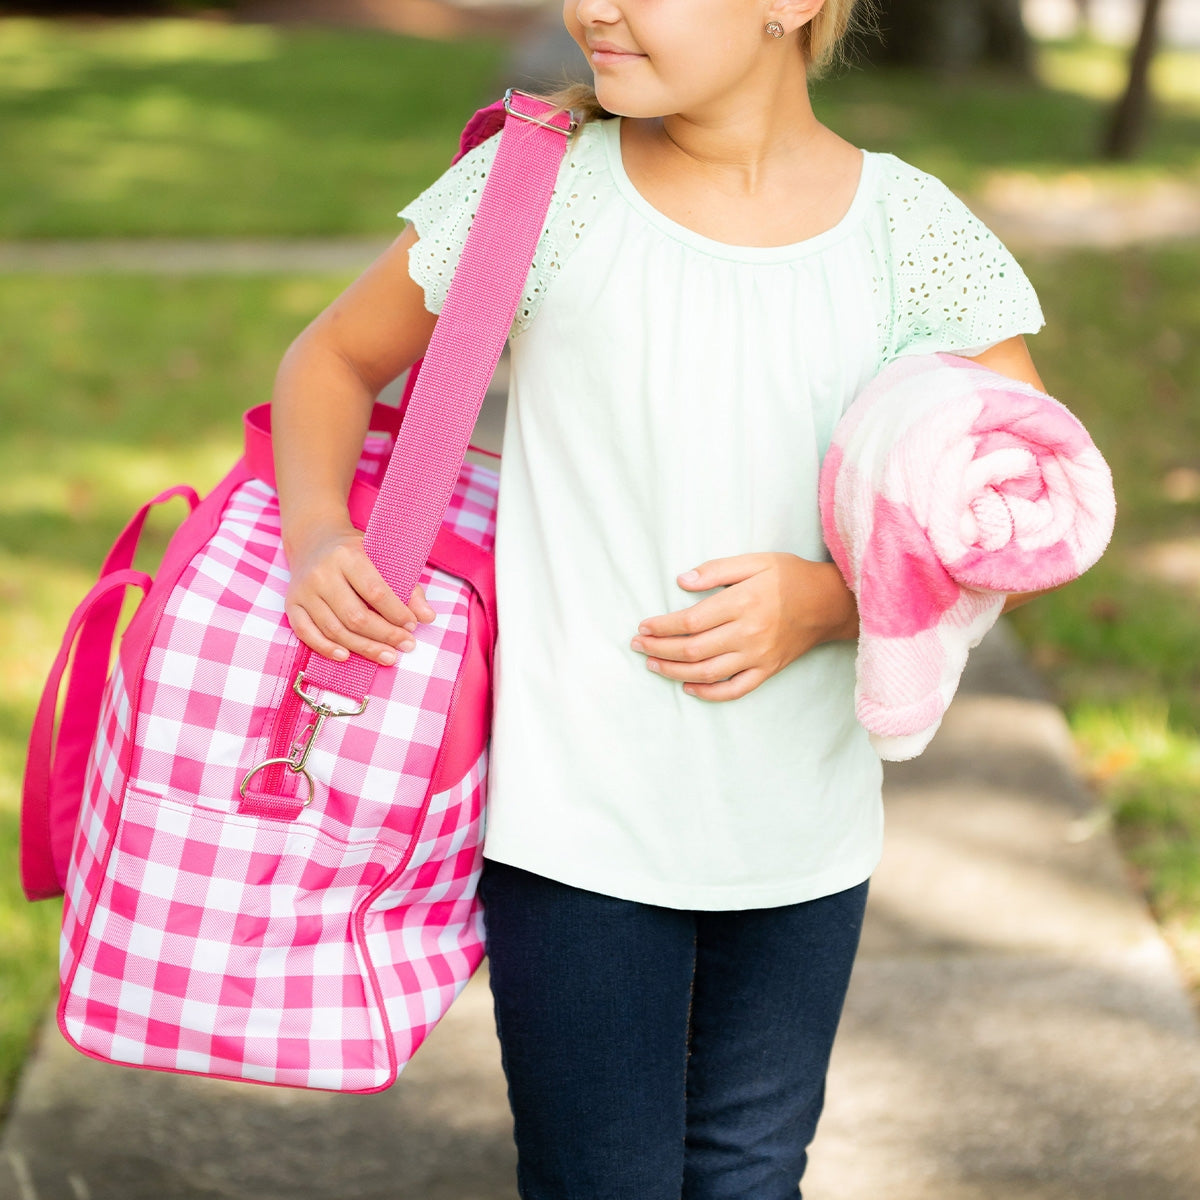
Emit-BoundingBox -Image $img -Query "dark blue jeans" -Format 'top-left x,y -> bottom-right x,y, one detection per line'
479,860 -> 869,1200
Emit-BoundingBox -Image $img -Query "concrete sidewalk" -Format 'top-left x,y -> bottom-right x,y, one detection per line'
806,625 -> 1200,1199
3,622 -> 1199,1200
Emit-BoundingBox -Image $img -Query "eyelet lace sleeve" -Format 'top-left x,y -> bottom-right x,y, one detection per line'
398,122 -> 609,338
877,155 -> 1044,360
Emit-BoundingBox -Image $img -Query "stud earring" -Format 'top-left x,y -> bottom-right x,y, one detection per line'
765,20 -> 785,38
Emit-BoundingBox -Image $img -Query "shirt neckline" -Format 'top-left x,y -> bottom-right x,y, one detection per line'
600,117 -> 873,264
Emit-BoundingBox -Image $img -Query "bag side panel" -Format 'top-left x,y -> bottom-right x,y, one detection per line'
362,746 -> 488,1073
59,662 -> 133,986
60,468 -> 253,993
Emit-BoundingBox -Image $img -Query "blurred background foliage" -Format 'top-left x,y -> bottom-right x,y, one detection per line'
0,0 -> 1197,1114
0,18 -> 505,235
13,1 -> 236,10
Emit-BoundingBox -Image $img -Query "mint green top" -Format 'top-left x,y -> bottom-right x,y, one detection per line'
400,118 -> 1044,910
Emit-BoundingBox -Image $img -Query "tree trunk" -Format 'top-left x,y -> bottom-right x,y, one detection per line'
863,0 -> 1032,73
1103,0 -> 1165,160
982,0 -> 1032,74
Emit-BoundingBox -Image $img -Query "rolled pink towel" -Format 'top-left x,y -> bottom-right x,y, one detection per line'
819,353 -> 1115,761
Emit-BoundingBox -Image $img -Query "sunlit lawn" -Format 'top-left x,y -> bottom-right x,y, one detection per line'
0,17 -> 505,236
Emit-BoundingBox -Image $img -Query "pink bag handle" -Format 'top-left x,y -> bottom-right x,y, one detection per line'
61,485 -> 200,781
21,483 -> 198,899
301,90 -> 574,703
22,568 -> 154,899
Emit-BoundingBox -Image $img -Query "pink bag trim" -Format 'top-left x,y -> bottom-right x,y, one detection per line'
239,93 -> 570,806
20,483 -> 200,901
21,569 -> 153,901
300,90 -> 570,706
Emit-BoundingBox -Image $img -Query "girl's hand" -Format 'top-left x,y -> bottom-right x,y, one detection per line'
631,553 -> 858,702
284,521 -> 436,666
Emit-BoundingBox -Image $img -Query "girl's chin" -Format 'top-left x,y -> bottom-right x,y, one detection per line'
591,82 -> 672,121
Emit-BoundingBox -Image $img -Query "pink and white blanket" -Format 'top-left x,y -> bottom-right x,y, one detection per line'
819,353 -> 1115,761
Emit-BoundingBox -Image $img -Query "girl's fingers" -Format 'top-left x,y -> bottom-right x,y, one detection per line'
676,554 -> 768,592
636,589 -> 739,639
342,556 -> 423,631
682,668 -> 768,703
286,603 -> 355,663
409,584 -> 436,624
631,623 -> 734,666
642,650 -> 744,686
284,538 -> 436,664
333,569 -> 421,643
297,593 -> 416,665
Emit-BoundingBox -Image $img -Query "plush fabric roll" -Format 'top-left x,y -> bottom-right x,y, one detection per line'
819,353 -> 1115,761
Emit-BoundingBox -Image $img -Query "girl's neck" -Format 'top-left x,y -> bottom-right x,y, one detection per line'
617,73 -> 863,249
647,67 -> 825,190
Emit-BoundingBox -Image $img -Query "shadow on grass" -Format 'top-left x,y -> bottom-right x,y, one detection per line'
0,19 -> 507,236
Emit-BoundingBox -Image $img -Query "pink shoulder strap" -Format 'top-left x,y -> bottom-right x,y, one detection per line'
303,90 -> 574,702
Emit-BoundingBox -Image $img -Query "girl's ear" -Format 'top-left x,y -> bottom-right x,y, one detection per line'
766,0 -> 828,35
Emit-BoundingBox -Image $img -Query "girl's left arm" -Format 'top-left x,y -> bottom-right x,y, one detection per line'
632,335 -> 1053,701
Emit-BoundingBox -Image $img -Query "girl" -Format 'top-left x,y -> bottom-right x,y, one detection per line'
272,2 -> 1048,1196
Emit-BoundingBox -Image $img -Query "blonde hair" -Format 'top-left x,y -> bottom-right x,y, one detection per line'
805,0 -> 872,77
541,1 -> 873,126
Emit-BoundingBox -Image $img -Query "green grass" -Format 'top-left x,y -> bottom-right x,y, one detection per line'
0,17 -> 506,236
0,273 -> 352,1113
1010,243 -> 1200,990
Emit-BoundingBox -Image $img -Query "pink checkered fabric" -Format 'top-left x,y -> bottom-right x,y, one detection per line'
58,459 -> 497,1092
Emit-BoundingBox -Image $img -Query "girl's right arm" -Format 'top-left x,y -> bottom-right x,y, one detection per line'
273,224 -> 440,666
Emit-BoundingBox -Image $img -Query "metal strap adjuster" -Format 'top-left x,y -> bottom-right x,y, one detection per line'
504,87 -> 577,136
240,671 -> 369,808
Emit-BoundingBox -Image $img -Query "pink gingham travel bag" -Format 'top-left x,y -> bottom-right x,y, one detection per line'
19,92 -> 574,1092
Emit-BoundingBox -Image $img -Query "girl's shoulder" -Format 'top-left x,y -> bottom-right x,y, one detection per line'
864,151 -> 991,241
434,115 -> 611,193
860,153 -> 1046,361
398,119 -> 612,336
